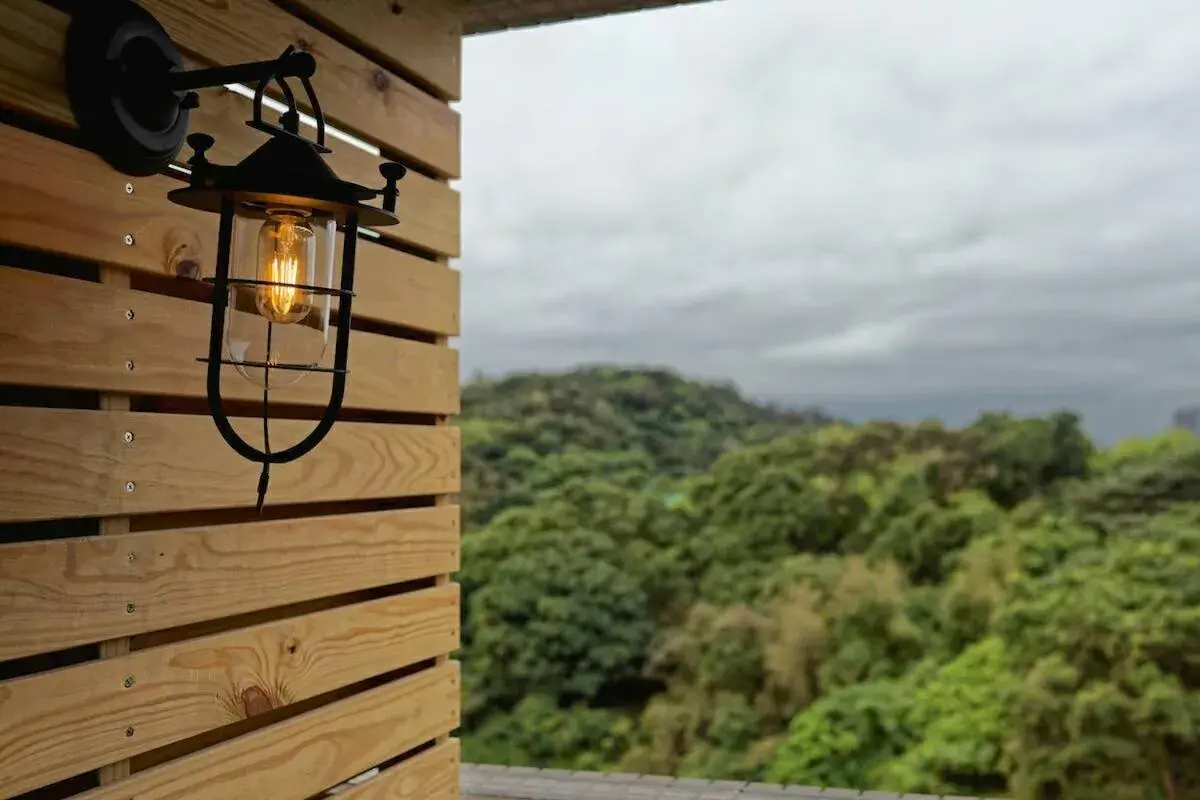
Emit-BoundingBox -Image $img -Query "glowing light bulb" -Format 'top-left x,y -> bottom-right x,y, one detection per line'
254,210 -> 315,324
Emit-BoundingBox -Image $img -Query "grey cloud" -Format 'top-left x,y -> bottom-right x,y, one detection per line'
458,0 -> 1200,442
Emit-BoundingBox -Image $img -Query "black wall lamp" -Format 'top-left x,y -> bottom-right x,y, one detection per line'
65,0 -> 407,511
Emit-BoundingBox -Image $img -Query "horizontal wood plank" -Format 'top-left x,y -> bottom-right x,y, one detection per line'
138,0 -> 460,177
286,0 -> 462,101
333,739 -> 460,800
72,662 -> 459,800
0,0 -> 67,123
0,0 -> 460,256
0,506 -> 459,661
0,586 -> 459,797
0,120 -> 215,278
353,240 -> 461,336
0,122 -> 460,333
0,267 -> 459,413
0,407 -> 461,522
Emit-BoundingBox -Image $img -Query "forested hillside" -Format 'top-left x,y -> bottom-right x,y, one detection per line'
456,368 -> 1200,800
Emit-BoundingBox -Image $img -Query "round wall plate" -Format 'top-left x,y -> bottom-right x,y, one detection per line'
65,0 -> 190,177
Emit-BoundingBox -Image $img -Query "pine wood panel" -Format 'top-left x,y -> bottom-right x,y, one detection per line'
0,0 -> 67,124
0,407 -> 461,522
0,122 -> 461,333
287,0 -> 462,101
354,240 -> 461,336
0,586 -> 459,797
0,0 -> 460,257
0,267 -> 459,413
138,0 -> 460,178
0,506 -> 459,661
0,120 -> 214,278
69,662 -> 459,800
333,739 -> 460,800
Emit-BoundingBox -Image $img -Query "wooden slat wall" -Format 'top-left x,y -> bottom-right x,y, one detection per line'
0,586 -> 460,795
0,507 -> 460,661
0,407 -> 460,521
333,740 -> 461,800
0,0 -> 461,256
80,663 -> 461,800
139,0 -> 460,177
0,0 -> 464,798
286,0 -> 463,101
0,268 -> 459,413
0,123 -> 460,332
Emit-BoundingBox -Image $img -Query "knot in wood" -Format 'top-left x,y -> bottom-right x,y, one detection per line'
241,685 -> 274,717
166,230 -> 203,279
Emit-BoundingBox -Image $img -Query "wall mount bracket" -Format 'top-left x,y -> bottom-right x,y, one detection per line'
65,0 -> 319,176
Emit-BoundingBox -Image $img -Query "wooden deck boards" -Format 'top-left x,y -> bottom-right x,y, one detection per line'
459,765 -> 991,800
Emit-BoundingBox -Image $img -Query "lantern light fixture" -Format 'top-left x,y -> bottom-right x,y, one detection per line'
65,0 -> 407,511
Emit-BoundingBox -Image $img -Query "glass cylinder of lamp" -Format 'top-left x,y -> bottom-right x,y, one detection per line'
225,209 -> 337,387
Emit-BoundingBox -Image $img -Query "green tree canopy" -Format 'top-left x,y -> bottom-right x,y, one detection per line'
465,527 -> 654,712
456,367 -> 1200,800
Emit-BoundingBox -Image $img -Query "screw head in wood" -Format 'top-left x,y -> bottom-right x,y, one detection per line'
124,481 -> 136,493
125,602 -> 136,614
125,360 -> 135,371
125,309 -> 135,320
126,551 -> 136,564
123,431 -> 134,443
125,726 -> 135,737
125,183 -> 134,194
123,233 -> 135,246
123,675 -> 135,688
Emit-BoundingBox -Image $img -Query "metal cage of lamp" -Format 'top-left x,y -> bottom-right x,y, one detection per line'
64,0 -> 407,511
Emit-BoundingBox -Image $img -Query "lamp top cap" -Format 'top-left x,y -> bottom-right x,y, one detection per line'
379,162 -> 407,182
187,133 -> 214,154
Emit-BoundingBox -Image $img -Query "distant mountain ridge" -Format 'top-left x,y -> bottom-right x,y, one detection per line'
459,366 -> 831,528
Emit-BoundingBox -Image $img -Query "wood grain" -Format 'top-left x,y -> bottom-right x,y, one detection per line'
0,407 -> 461,522
68,662 -> 459,800
0,0 -> 461,256
331,739 -> 460,800
0,123 -> 460,331
137,0 -> 460,178
287,0 -> 463,101
353,240 -> 461,336
0,120 -> 216,276
0,586 -> 459,797
0,267 -> 459,413
0,0 -> 65,125
0,506 -> 459,661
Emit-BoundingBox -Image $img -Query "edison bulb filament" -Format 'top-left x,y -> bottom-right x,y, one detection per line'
255,209 -> 316,324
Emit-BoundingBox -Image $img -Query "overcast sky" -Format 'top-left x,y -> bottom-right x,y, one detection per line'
457,0 -> 1200,442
